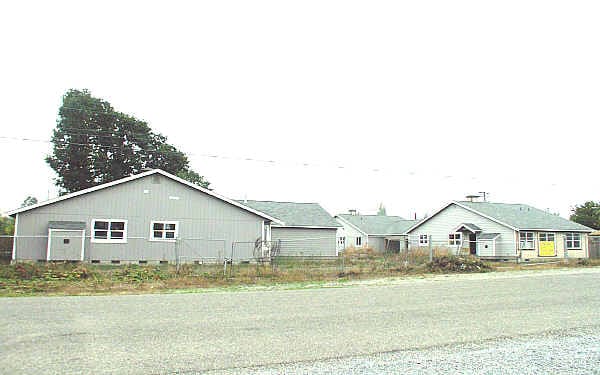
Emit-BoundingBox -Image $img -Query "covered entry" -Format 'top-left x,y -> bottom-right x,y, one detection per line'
453,223 -> 482,255
47,221 -> 86,261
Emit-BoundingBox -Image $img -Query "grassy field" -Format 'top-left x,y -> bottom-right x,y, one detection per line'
0,254 -> 598,297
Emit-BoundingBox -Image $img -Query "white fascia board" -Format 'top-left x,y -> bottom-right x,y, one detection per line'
519,228 -> 593,233
334,216 -> 368,236
6,169 -> 284,225
272,225 -> 341,229
405,201 -> 518,234
404,202 -> 455,234
451,201 -> 518,231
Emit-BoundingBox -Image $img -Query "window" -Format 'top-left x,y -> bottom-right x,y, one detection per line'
356,237 -> 362,246
92,219 -> 127,243
150,221 -> 178,241
539,233 -> 555,242
337,237 -> 345,247
519,232 -> 535,249
419,235 -> 429,246
448,233 -> 462,246
566,233 -> 581,249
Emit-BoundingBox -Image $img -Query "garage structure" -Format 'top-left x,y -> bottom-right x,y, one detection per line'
239,200 -> 341,256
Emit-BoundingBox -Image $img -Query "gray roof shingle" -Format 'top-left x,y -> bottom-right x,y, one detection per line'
457,201 -> 593,232
239,200 -> 340,228
337,214 -> 417,235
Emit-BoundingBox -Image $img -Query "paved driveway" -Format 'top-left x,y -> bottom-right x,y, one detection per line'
1,268 -> 599,374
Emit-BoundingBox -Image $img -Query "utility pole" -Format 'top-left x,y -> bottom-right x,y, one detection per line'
478,191 -> 489,202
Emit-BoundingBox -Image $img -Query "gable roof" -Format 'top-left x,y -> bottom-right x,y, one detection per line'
407,201 -> 593,233
6,170 -> 282,224
239,200 -> 340,228
336,214 -> 417,235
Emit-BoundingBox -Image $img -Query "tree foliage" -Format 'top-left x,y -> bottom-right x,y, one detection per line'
377,202 -> 387,216
570,201 -> 600,230
46,89 -> 210,194
21,196 -> 38,207
0,217 -> 14,235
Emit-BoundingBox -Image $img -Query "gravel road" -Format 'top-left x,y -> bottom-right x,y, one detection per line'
1,268 -> 599,374
212,326 -> 600,374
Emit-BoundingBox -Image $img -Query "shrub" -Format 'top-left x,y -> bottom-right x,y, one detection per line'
427,255 -> 491,273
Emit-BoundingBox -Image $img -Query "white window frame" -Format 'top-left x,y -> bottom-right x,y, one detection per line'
519,232 -> 535,250
539,232 -> 555,242
565,232 -> 581,250
419,234 -> 429,246
91,219 -> 127,243
356,236 -> 362,247
448,232 -> 462,246
149,221 -> 179,242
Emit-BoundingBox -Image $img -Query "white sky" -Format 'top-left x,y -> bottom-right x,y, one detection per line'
1,1 -> 598,219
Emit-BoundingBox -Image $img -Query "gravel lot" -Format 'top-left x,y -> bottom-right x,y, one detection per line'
212,326 -> 600,374
1,268 -> 599,374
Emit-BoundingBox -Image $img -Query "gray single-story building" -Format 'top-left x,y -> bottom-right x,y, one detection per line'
406,200 -> 594,260
335,212 -> 417,252
7,169 -> 281,263
239,200 -> 341,257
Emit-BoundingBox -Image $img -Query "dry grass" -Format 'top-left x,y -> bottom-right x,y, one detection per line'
1,256 -> 598,296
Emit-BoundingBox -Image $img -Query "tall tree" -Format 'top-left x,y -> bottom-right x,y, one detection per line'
46,89 -> 210,193
377,202 -> 387,216
570,201 -> 600,230
21,196 -> 38,207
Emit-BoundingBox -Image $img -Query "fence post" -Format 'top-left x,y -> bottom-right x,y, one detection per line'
428,235 -> 433,262
175,238 -> 180,272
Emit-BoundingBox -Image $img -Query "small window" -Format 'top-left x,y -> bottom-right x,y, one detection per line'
519,232 -> 535,249
539,233 -> 555,242
356,237 -> 362,246
63,239 -> 70,245
92,219 -> 127,243
566,233 -> 581,249
150,221 -> 179,241
419,235 -> 429,246
448,233 -> 462,246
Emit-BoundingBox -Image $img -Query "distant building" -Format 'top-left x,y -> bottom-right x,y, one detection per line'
335,212 -> 417,252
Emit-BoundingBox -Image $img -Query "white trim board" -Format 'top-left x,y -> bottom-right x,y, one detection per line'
5,169 -> 283,225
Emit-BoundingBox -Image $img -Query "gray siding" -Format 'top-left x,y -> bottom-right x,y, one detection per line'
368,236 -> 385,252
408,204 -> 517,257
271,227 -> 337,256
14,174 -> 266,262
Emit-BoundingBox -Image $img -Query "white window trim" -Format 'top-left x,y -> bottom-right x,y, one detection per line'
356,236 -> 362,247
149,220 -> 179,242
519,231 -> 535,250
91,219 -> 128,243
565,232 -> 582,250
419,234 -> 429,246
448,232 -> 462,246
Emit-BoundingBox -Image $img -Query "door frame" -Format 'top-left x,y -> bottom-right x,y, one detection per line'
47,228 -> 86,261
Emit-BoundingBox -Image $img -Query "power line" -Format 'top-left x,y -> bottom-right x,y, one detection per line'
0,135 -> 403,174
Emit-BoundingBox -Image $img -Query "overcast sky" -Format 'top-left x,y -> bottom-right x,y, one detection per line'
1,1 -> 598,219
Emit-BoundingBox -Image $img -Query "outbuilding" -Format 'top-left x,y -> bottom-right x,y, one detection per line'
239,200 -> 341,257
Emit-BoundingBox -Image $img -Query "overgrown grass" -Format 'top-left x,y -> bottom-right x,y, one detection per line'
1,255 -> 597,296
